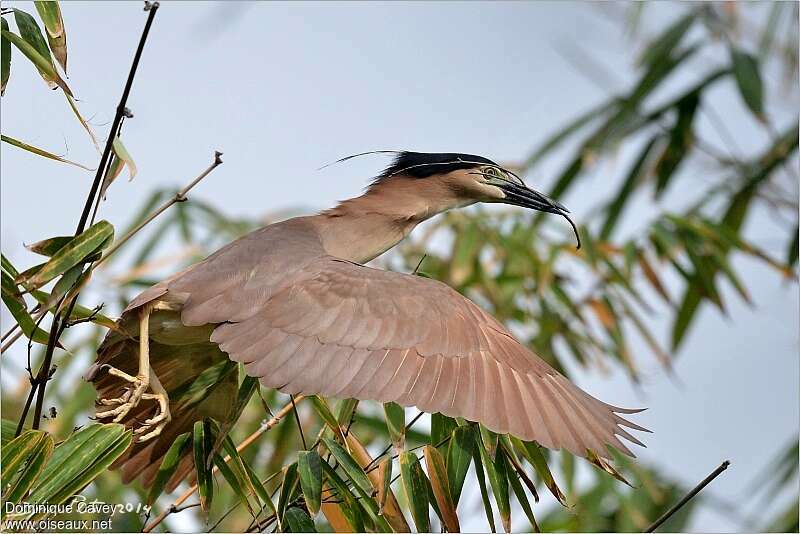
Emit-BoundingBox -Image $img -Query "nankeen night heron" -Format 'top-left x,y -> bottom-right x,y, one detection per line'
88,151 -> 647,488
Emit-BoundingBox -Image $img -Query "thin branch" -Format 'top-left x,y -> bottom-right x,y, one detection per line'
94,151 -> 223,269
142,396 -> 303,533
19,2 -> 161,436
290,394 -> 307,450
645,460 -> 731,532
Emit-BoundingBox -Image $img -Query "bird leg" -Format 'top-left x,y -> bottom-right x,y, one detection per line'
96,303 -> 155,425
135,368 -> 171,443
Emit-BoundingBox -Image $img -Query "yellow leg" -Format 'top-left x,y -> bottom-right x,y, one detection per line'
135,369 -> 172,442
96,304 -> 153,422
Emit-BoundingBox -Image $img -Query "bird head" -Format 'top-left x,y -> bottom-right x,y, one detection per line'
374,151 -> 581,248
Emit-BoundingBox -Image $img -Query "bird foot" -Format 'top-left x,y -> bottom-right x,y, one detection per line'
134,392 -> 172,443
95,367 -> 148,423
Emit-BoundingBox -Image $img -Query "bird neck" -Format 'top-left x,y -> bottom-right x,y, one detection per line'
313,176 -> 474,263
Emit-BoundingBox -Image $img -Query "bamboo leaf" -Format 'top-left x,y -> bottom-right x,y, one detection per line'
400,450 -> 430,533
1,18 -> 10,95
309,396 -> 345,442
12,9 -> 55,85
1,134 -> 92,170
6,10 -> 70,95
147,432 -> 191,505
479,433 -> 511,532
671,286 -> 702,351
33,1 -> 66,73
193,419 -> 214,511
298,450 -> 322,518
585,449 -> 632,487
25,235 -> 72,257
600,136 -> 659,239
424,444 -> 460,532
638,250 -> 672,304
18,220 -> 113,290
654,94 -> 699,197
446,425 -> 475,507
26,424 -> 131,514
321,437 -> 372,496
731,48 -> 765,121
2,270 -> 51,345
376,457 -> 391,513
383,401 -> 405,451
214,452 -> 257,518
284,507 -> 317,532
431,413 -> 458,446
511,437 -> 567,506
278,462 -> 300,526
505,451 -> 540,533
471,437 -> 496,533
638,12 -> 695,67
1,430 -> 49,490
320,461 -> 365,532
4,434 -> 53,507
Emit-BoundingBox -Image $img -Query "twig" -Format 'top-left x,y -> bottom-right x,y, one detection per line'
142,396 -> 303,533
20,2 -> 160,435
645,460 -> 731,532
94,151 -> 223,269
290,394 -> 307,450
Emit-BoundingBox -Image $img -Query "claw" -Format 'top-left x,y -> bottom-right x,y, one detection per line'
134,392 -> 171,443
95,373 -> 147,422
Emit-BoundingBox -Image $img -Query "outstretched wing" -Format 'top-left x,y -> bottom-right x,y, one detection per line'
208,257 -> 647,458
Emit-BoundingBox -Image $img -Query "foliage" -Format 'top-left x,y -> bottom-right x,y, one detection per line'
1,2 -> 797,533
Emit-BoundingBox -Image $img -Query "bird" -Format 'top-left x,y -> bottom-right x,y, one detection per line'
87,151 -> 647,490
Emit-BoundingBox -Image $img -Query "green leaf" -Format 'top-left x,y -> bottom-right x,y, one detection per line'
214,452 -> 256,518
241,457 -> 277,518
1,18 -> 10,95
298,450 -> 323,517
431,413 -> 458,446
400,451 -> 430,533
383,401 -> 405,451
193,419 -> 214,511
506,451 -> 540,533
18,220 -> 113,291
147,432 -> 191,505
12,9 -> 54,83
424,445 -> 460,533
446,424 -> 475,506
654,93 -> 699,197
600,136 -> 659,239
671,286 -> 702,351
321,437 -> 372,496
472,438 -> 496,533
1,430 -> 54,509
787,223 -> 798,269
320,460 -> 365,532
6,10 -> 69,95
2,270 -> 51,345
638,12 -> 694,67
479,434 -> 511,532
511,437 -> 567,506
33,1 -> 67,73
450,221 -> 481,285
1,134 -> 92,170
524,101 -> 609,169
26,424 -> 131,514
278,462 -> 300,527
25,235 -> 72,257
284,507 -> 317,532
731,48 -> 765,121
309,396 -> 346,442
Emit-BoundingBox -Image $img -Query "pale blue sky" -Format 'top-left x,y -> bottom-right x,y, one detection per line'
1,2 -> 797,532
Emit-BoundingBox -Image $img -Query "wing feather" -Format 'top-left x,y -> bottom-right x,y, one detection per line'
203,256 -> 646,458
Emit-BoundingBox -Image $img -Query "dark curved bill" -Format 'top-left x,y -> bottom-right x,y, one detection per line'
498,182 -> 581,249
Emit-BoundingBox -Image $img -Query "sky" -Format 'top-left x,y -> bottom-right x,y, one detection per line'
1,2 -> 798,532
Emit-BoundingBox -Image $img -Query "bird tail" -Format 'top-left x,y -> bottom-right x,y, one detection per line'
87,310 -> 238,491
